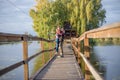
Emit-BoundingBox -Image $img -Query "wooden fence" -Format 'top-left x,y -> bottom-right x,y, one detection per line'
0,33 -> 55,80
71,22 -> 120,80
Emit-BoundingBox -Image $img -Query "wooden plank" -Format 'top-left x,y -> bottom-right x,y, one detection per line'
78,22 -> 120,41
32,44 -> 84,80
87,26 -> 120,38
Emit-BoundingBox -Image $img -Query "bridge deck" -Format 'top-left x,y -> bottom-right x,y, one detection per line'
31,43 -> 84,80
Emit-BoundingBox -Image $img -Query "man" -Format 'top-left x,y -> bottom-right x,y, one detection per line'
59,28 -> 65,57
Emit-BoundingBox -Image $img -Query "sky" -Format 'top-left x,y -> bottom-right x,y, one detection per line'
0,0 -> 36,35
102,0 -> 120,25
0,0 -> 120,36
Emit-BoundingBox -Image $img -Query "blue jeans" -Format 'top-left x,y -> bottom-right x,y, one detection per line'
56,38 -> 59,52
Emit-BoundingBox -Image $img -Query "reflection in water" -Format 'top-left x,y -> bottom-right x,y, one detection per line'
0,41 -> 40,80
91,46 -> 120,80
30,54 -> 43,75
90,50 -> 106,79
30,41 -> 55,77
31,53 -> 53,75
0,42 -> 23,69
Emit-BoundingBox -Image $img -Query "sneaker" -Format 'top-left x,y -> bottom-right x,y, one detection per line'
60,53 -> 63,56
60,53 -> 64,57
57,55 -> 61,58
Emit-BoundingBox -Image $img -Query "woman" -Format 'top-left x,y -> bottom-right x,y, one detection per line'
55,26 -> 62,56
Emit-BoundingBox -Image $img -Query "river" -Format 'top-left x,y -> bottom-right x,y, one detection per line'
0,42 -> 120,80
0,42 -> 40,80
0,0 -> 120,80
92,45 -> 120,80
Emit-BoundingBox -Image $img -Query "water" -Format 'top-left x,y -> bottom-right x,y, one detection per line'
1,43 -> 120,80
0,0 -> 120,80
0,42 -> 40,80
93,46 -> 120,80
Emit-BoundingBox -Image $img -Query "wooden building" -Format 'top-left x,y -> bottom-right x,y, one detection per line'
63,21 -> 76,39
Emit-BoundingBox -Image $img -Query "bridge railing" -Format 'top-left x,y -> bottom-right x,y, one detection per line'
71,22 -> 120,80
0,33 -> 55,80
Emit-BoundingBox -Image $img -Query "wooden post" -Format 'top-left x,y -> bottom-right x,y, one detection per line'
41,41 -> 45,65
70,29 -> 72,38
49,42 -> 52,59
77,41 -> 81,65
84,34 -> 90,80
72,39 -> 77,57
23,36 -> 29,80
74,40 -> 78,57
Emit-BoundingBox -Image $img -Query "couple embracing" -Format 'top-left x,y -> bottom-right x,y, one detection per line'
55,26 -> 65,57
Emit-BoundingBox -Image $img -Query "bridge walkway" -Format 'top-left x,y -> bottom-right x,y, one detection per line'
31,43 -> 84,80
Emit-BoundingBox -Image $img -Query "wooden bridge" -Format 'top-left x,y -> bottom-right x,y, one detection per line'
30,43 -> 84,80
0,22 -> 120,80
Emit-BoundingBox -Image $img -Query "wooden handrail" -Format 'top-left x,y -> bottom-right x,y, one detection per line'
0,32 -> 55,42
72,44 -> 103,80
71,22 -> 120,80
0,32 -> 55,80
78,22 -> 120,41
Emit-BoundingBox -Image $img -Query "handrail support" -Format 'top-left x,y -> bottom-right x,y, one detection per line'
23,37 -> 29,80
84,34 -> 90,80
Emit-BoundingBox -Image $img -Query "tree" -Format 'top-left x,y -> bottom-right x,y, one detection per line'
30,0 -> 106,37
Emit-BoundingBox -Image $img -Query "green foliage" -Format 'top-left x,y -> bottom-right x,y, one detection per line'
30,0 -> 106,37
